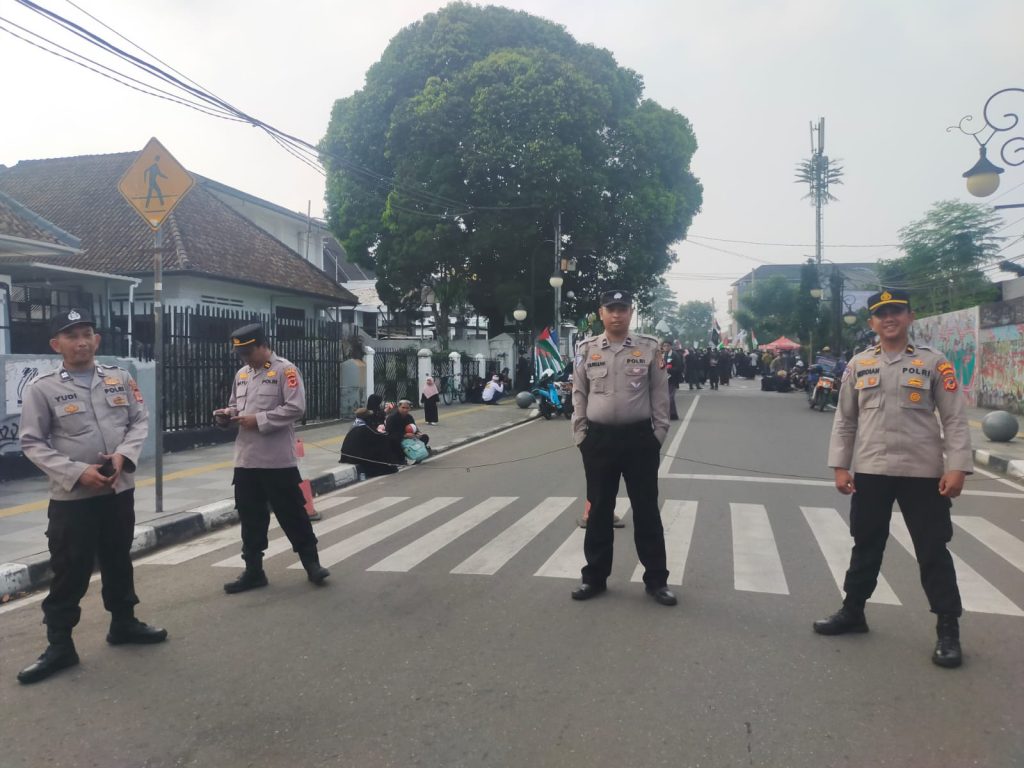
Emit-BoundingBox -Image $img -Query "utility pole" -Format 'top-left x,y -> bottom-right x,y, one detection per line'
553,211 -> 562,343
810,118 -> 826,266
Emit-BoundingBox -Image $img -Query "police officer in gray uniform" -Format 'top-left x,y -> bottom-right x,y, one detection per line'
814,289 -> 972,668
570,290 -> 676,606
16,308 -> 167,685
215,324 -> 328,593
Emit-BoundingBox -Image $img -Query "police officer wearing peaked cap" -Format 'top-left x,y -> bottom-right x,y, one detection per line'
16,308 -> 167,685
814,288 -> 972,668
215,323 -> 329,593
570,290 -> 677,606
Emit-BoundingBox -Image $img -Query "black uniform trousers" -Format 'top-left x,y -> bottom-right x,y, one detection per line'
842,473 -> 962,616
42,490 -> 139,630
233,467 -> 318,566
580,421 -> 669,589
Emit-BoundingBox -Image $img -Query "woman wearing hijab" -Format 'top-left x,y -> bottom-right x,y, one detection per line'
421,376 -> 440,425
364,394 -> 386,430
340,408 -> 398,478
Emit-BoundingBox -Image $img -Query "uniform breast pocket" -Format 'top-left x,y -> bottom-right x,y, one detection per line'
256,385 -> 281,408
586,366 -> 609,394
854,378 -> 882,409
624,364 -> 648,392
55,402 -> 91,434
105,393 -> 130,425
900,376 -> 932,410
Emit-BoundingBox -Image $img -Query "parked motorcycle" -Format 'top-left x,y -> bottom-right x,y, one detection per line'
531,369 -> 573,419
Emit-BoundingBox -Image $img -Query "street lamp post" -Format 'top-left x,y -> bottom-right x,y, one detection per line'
809,260 -> 847,354
948,87 -> 1024,209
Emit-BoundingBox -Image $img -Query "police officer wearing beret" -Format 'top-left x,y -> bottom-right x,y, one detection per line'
215,324 -> 329,593
814,289 -> 972,668
16,309 -> 167,685
570,291 -> 676,606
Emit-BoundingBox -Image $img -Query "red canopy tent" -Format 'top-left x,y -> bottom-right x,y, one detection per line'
759,335 -> 801,351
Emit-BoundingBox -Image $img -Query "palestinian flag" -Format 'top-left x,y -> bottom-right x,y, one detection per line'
534,327 -> 564,376
710,316 -> 722,347
750,330 -> 759,351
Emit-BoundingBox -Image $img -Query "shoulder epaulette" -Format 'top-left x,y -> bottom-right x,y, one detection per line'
634,333 -> 661,344
28,370 -> 58,384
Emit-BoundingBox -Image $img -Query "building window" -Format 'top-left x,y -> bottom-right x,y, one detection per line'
275,305 -> 306,341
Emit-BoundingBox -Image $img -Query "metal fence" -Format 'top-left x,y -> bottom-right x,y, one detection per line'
372,348 -> 420,404
154,306 -> 344,433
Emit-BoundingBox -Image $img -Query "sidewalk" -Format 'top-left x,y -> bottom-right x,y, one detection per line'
967,405 -> 1024,480
0,400 -> 537,599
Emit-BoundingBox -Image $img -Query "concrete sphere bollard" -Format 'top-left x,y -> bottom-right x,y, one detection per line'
982,410 -> 1019,442
515,391 -> 536,409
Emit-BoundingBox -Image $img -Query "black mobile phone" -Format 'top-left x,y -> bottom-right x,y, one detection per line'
99,459 -> 116,477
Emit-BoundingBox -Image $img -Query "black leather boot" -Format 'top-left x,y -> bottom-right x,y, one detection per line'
17,628 -> 79,685
107,615 -> 169,645
932,615 -> 962,668
812,605 -> 869,635
224,566 -> 269,594
299,551 -> 330,585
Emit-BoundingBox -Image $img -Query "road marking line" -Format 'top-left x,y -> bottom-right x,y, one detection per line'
954,516 -> 1024,574
632,499 -> 697,586
731,503 -> 789,594
971,465 -> 1024,493
295,497 -> 460,568
211,496 -> 400,568
659,395 -> 699,477
660,474 -> 1024,497
368,497 -> 518,572
451,497 -> 574,575
535,499 -> 631,580
800,506 -> 901,605
889,516 -> 1023,617
136,528 -> 241,565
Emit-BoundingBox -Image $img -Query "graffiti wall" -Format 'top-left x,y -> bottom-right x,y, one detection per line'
1,358 -> 62,457
977,322 -> 1024,415
911,307 -> 979,406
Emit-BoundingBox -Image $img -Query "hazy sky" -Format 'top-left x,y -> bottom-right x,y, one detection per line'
3,0 -> 1023,319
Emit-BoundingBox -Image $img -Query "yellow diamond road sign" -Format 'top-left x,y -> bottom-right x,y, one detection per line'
118,137 -> 194,230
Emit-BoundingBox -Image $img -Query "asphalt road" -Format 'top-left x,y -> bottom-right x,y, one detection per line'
1,379 -> 1022,767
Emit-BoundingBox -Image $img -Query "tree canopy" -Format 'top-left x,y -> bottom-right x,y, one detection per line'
879,200 -> 1001,316
320,3 -> 702,335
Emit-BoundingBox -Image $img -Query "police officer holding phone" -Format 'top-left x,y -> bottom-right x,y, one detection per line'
570,290 -> 676,606
16,308 -> 167,685
215,323 -> 328,593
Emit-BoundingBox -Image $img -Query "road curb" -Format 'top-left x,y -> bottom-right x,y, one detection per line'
973,447 -> 1024,481
0,410 -> 540,603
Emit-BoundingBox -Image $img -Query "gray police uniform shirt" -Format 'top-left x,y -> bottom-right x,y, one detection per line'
827,344 -> 973,478
20,364 -> 149,501
226,354 -> 305,468
571,332 -> 670,446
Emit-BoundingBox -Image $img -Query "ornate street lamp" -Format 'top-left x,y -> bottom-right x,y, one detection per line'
948,87 -> 1024,208
843,310 -> 858,326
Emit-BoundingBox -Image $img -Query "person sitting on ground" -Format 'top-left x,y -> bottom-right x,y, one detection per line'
364,394 -> 387,430
385,400 -> 429,464
339,408 -> 398,477
482,374 -> 505,404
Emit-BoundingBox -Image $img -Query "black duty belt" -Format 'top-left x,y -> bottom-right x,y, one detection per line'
588,420 -> 653,435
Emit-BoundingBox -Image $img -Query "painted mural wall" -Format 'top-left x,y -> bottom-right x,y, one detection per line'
911,307 -> 979,406
976,296 -> 1024,415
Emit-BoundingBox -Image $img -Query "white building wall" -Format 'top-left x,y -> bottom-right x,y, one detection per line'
110,275 -> 326,317
210,193 -> 326,271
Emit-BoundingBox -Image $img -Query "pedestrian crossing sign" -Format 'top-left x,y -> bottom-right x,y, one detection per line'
117,137 -> 194,230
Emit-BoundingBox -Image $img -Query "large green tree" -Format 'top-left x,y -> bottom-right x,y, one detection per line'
879,200 -> 1001,316
320,3 -> 702,335
732,276 -> 800,341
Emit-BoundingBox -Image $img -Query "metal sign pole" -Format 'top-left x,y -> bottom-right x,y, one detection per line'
153,226 -> 163,514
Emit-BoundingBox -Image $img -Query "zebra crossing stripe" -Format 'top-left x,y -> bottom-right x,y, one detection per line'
451,497 -> 575,576
368,497 -> 518,573
800,507 -> 901,605
292,497 -> 461,568
730,503 -> 789,595
631,500 -> 697,586
137,528 -> 241,566
211,496 -> 402,568
953,516 -> 1024,574
534,499 -> 631,579
888,517 -> 1023,617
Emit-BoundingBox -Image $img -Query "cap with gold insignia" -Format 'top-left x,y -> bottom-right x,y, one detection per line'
230,323 -> 267,349
600,290 -> 632,308
50,307 -> 96,336
867,288 -> 911,314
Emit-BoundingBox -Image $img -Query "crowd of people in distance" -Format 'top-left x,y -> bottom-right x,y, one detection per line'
658,341 -> 754,394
